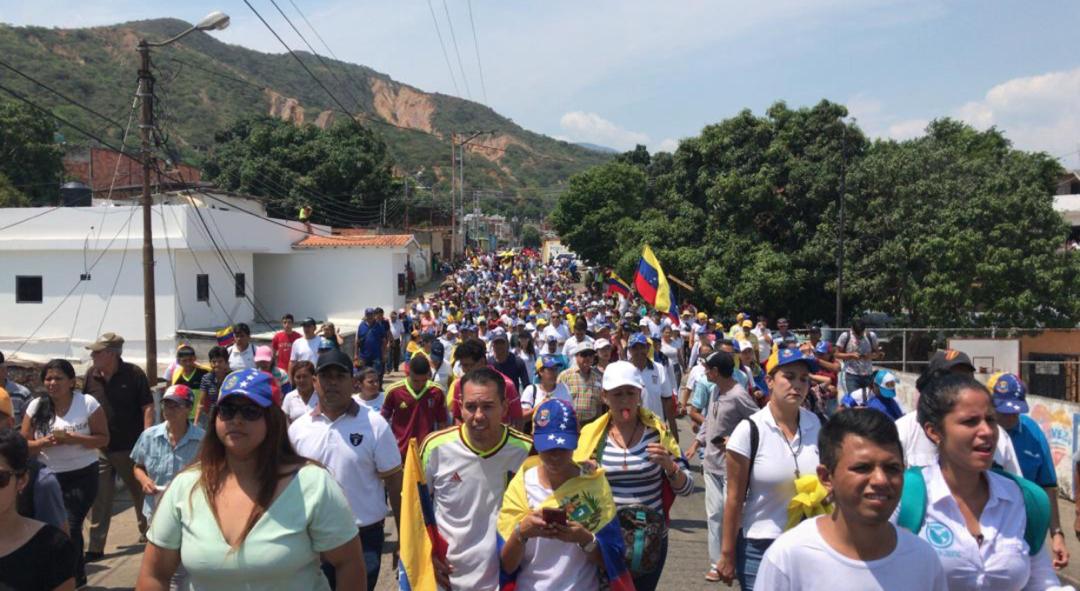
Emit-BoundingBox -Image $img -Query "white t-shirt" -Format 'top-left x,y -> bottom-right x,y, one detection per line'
431,360 -> 452,391
516,351 -> 538,385
637,361 -> 673,420
228,344 -> 255,371
891,462 -> 1065,591
25,393 -> 101,473
727,406 -> 822,540
290,337 -> 321,365
281,390 -> 319,423
895,411 -> 1021,475
542,323 -> 570,346
561,335 -> 594,358
684,363 -> 706,395
520,382 -> 572,410
288,403 -> 402,527
353,392 -> 385,414
513,466 -> 600,591
754,516 -> 947,591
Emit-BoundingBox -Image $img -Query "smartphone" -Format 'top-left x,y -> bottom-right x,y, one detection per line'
541,507 -> 568,526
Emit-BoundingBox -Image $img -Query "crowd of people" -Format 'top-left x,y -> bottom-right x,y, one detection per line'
0,248 -> 1077,590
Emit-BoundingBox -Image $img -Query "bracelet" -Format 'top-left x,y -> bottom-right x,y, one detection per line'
514,522 -> 527,542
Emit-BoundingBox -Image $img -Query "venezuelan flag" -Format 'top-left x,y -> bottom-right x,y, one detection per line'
633,245 -> 678,324
215,326 -> 235,347
605,272 -> 632,298
398,439 -> 448,590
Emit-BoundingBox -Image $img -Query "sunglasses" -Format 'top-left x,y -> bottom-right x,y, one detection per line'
217,403 -> 265,422
0,469 -> 22,488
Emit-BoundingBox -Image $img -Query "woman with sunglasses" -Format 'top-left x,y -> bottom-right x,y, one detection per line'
0,428 -> 76,591
137,369 -> 365,591
22,358 -> 109,587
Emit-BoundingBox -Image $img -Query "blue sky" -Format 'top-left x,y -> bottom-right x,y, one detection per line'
4,0 -> 1080,164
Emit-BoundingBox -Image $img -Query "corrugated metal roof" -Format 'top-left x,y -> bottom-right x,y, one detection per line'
294,234 -> 415,249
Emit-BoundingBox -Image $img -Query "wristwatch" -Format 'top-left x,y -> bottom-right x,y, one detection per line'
1050,527 -> 1065,538
579,533 -> 598,553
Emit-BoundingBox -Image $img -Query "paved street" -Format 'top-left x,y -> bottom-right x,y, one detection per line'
83,412 -> 1080,590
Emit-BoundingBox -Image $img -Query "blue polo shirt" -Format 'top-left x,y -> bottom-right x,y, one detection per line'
130,422 -> 205,518
1006,414 -> 1057,487
356,320 -> 386,360
866,396 -> 904,421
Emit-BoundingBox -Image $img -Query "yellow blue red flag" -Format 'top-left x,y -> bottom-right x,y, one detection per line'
398,438 -> 447,590
633,245 -> 679,324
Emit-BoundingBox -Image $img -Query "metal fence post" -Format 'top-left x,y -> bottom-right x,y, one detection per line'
902,329 -> 907,374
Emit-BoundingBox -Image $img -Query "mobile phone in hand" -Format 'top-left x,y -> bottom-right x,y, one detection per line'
542,507 -> 568,526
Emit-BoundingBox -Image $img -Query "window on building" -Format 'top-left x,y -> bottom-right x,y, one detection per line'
15,276 -> 42,303
196,274 -> 209,302
234,273 -> 245,298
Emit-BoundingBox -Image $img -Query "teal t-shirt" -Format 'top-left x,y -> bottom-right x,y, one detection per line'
148,463 -> 358,591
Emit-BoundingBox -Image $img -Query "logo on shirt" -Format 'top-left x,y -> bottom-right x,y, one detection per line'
925,521 -> 955,549
349,433 -> 364,446
449,471 -> 463,483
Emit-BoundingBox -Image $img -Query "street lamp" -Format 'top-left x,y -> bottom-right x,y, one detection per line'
138,11 -> 229,380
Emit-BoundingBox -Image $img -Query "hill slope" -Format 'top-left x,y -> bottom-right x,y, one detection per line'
0,18 -> 609,195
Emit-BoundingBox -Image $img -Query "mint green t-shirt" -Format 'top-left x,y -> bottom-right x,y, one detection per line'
148,463 -> 357,591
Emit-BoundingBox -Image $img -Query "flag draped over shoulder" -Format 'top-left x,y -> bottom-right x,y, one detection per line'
398,438 -> 447,591
605,271 -> 632,298
496,457 -> 634,591
632,246 -> 679,325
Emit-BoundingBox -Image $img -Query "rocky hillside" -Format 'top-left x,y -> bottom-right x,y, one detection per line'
0,18 -> 610,192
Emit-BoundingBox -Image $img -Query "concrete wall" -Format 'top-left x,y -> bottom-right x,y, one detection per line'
893,370 -> 1080,499
171,250 -> 254,331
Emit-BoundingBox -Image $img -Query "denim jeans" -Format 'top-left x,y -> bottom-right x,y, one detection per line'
844,372 -> 873,396
631,535 -> 668,591
321,521 -> 384,591
735,531 -> 774,591
703,471 -> 726,568
56,462 -> 99,583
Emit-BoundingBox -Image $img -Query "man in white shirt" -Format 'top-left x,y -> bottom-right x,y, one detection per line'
628,333 -> 678,438
288,349 -> 402,590
560,319 -> 594,359
542,314 -> 570,347
755,409 -> 946,590
289,317 -> 322,366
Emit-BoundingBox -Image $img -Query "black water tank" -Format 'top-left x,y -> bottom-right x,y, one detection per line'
60,181 -> 92,206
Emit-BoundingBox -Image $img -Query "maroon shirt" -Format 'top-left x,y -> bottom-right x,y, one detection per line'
381,379 -> 448,458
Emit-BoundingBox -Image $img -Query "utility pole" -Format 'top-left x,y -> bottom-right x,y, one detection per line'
137,41 -> 158,380
452,130 -> 493,255
450,133 -> 456,257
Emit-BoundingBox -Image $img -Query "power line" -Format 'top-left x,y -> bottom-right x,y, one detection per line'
283,0 -> 370,107
465,0 -> 489,105
0,56 -> 126,132
425,0 -> 461,97
166,57 -> 267,91
441,0 -> 472,99
0,207 -> 62,233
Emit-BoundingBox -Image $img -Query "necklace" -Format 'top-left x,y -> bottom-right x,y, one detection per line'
610,423 -> 642,470
783,414 -> 803,478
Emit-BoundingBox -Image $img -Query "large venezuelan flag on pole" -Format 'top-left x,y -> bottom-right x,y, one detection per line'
398,438 -> 447,590
633,245 -> 679,325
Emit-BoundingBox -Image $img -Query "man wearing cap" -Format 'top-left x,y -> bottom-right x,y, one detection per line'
354,308 -> 388,386
83,332 -> 154,560
419,367 -> 532,591
290,317 -> 322,366
628,333 -> 679,438
556,341 -> 604,426
382,355 -> 449,459
0,351 -> 31,427
989,372 -> 1069,569
840,369 -> 904,420
489,330 -> 529,395
429,341 -> 452,391
2,388 -> 68,532
130,385 -> 205,526
271,314 -> 301,373
290,349 -> 403,589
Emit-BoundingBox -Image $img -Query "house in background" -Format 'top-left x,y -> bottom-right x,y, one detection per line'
0,190 -> 428,371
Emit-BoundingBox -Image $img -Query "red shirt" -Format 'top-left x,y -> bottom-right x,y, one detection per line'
449,368 -> 523,424
381,379 -> 449,458
271,330 -> 301,372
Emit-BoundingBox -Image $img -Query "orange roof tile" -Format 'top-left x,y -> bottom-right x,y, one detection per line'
294,234 -> 415,249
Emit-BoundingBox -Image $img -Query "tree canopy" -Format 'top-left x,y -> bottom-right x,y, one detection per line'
0,101 -> 64,206
552,100 -> 1080,328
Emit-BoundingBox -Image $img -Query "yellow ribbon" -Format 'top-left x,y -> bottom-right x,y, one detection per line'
785,474 -> 833,530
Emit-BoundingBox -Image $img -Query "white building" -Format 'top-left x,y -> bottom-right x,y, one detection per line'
0,192 -> 427,368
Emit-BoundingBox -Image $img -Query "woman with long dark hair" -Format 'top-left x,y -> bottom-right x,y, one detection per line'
136,369 -> 364,591
21,358 -> 109,587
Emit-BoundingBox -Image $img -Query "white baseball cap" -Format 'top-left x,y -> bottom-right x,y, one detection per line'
594,338 -> 612,350
602,361 -> 644,391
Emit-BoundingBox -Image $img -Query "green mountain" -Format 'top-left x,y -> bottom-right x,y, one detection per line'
0,18 -> 610,201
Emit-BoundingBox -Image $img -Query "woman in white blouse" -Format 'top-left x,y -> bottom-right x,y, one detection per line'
899,373 -> 1069,591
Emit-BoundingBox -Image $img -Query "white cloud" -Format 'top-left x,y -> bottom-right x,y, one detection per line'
655,138 -> 681,153
559,111 -> 649,152
886,118 -> 929,140
846,94 -> 928,141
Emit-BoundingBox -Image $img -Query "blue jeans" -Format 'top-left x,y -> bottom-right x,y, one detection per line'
631,535 -> 668,591
703,472 -> 726,568
321,521 -> 384,591
735,532 -> 773,591
844,372 -> 873,396
56,462 -> 99,584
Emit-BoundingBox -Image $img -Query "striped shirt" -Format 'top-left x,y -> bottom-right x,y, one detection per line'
600,427 -> 694,513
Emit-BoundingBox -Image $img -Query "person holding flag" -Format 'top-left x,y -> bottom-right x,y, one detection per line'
398,367 -> 532,591
633,246 -> 679,326
605,271 -> 631,299
497,399 -> 631,591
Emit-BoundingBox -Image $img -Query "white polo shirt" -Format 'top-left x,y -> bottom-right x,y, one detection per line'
288,401 -> 402,527
281,390 -> 319,423
895,411 -> 1021,475
636,360 -> 673,419
892,462 -> 1063,591
727,406 -> 822,540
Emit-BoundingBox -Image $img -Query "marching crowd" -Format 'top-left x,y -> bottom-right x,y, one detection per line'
0,248 -> 1077,590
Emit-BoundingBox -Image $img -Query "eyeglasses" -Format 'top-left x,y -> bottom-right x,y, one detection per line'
0,469 -> 22,488
217,403 -> 265,422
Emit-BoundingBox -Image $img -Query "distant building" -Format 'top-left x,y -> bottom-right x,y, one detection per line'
64,147 -> 203,200
1056,171 -> 1080,248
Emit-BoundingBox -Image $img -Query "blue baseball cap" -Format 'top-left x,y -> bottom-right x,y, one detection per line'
873,371 -> 899,399
766,347 -> 818,375
430,341 -> 445,364
628,332 -> 650,348
814,340 -> 832,356
532,399 -> 579,452
988,372 -> 1028,414
540,356 -> 562,370
218,369 -> 274,408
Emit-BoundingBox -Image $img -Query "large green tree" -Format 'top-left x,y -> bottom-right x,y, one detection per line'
202,116 -> 396,224
0,101 -> 64,205
549,161 -> 647,267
